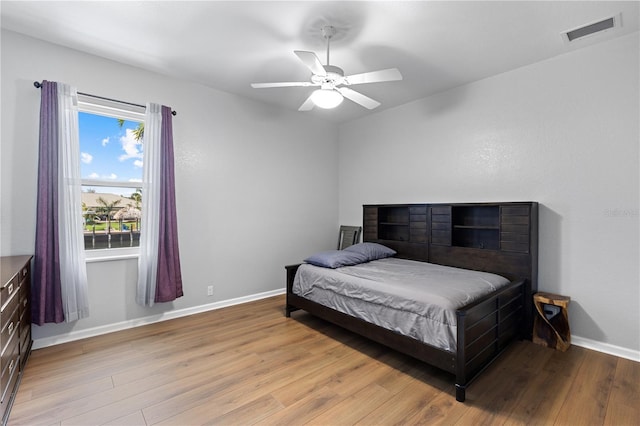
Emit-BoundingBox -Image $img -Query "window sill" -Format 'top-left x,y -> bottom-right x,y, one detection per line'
85,248 -> 139,263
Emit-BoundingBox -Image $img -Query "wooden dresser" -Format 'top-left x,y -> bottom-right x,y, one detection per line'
0,255 -> 32,425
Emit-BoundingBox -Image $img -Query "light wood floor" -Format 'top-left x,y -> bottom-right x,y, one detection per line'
10,295 -> 639,425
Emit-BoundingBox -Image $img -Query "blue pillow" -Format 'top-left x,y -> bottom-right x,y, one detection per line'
344,242 -> 396,261
304,250 -> 369,269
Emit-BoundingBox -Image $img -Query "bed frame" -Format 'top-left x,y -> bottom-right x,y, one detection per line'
286,202 -> 538,402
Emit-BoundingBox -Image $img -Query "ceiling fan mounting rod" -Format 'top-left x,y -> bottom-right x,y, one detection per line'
321,25 -> 336,66
326,34 -> 330,65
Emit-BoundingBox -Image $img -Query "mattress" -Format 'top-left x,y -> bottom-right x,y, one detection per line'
292,257 -> 510,352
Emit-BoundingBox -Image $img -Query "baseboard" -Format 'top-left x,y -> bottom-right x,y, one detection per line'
571,335 -> 640,362
32,288 -> 286,350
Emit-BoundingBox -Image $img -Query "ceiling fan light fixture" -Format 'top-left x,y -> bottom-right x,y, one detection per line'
310,88 -> 343,109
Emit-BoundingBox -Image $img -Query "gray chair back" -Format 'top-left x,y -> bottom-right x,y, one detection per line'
338,225 -> 362,250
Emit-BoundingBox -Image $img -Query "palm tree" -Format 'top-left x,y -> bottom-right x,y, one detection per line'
117,119 -> 144,141
81,202 -> 94,228
95,196 -> 121,233
129,188 -> 142,209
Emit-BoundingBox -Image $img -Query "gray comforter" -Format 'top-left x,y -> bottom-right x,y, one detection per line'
292,258 -> 510,352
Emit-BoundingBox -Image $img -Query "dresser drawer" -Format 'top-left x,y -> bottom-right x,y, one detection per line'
1,281 -> 20,318
0,358 -> 18,420
0,332 -> 19,403
0,306 -> 19,354
0,273 -> 19,313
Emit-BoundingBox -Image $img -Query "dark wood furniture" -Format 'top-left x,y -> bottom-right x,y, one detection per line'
0,255 -> 32,425
533,292 -> 571,351
286,202 -> 538,402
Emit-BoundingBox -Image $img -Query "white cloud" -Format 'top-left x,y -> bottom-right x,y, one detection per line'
87,172 -> 118,180
101,137 -> 110,147
128,178 -> 142,183
133,159 -> 143,168
118,129 -> 143,162
80,152 -> 93,164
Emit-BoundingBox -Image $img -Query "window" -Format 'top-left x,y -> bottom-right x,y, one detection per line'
78,95 -> 145,256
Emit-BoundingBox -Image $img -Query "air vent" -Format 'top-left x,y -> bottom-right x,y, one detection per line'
563,14 -> 621,43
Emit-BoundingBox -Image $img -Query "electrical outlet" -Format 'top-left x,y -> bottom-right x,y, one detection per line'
207,285 -> 213,296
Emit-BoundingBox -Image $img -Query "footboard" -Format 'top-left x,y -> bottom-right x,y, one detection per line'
285,264 -> 302,317
455,279 -> 525,401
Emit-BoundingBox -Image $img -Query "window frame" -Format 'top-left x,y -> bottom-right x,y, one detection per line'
78,95 -> 145,262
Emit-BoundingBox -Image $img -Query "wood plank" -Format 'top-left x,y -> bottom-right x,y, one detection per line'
453,340 -> 554,425
258,387 -> 342,425
152,392 -> 285,426
604,357 -> 640,426
406,391 -> 469,425
101,410 -> 147,426
355,377 -> 440,425
503,344 -> 587,425
11,376 -> 114,412
554,349 -> 617,425
310,384 -> 392,425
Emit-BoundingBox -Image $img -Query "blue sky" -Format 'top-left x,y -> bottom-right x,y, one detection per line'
79,112 -> 143,196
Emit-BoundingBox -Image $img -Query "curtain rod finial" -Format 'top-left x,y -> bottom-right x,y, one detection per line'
34,81 -> 42,88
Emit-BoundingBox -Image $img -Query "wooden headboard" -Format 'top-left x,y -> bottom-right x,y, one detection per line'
363,202 -> 539,337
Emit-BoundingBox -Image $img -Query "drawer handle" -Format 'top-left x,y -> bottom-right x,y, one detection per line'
8,283 -> 13,295
8,360 -> 14,375
22,268 -> 27,277
8,322 -> 13,335
23,299 -> 27,308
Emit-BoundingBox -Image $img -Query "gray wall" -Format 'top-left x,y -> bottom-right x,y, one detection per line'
338,33 -> 639,355
1,30 -> 339,344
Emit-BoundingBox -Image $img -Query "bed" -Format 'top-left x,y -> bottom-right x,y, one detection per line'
285,202 -> 538,402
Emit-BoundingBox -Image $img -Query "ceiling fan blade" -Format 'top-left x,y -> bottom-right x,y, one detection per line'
294,50 -> 327,77
251,81 -> 316,88
336,87 -> 381,110
298,93 -> 315,111
344,68 -> 403,85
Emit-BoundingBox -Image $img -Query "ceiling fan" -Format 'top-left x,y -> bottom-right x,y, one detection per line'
251,25 -> 403,111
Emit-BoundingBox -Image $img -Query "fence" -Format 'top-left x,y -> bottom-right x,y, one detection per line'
84,230 -> 141,250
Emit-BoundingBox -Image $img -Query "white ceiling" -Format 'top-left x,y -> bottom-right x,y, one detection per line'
2,1 -> 638,123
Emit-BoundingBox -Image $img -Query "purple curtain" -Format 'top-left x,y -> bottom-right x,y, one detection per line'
32,81 -> 65,325
154,106 -> 183,302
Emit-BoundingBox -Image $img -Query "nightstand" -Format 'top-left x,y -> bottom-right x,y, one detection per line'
533,292 -> 571,351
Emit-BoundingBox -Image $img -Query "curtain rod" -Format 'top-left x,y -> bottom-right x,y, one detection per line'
33,81 -> 177,116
